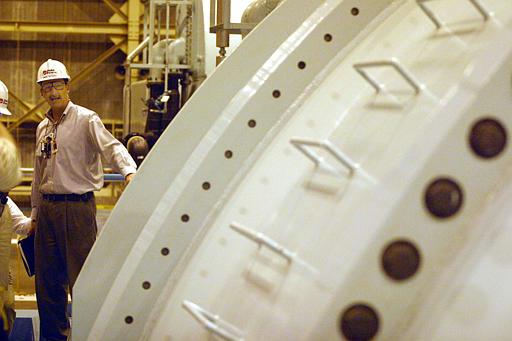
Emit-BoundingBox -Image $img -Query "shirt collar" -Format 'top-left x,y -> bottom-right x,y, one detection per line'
45,101 -> 73,123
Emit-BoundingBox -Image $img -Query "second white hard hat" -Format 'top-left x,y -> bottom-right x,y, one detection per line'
0,80 -> 12,116
37,59 -> 71,84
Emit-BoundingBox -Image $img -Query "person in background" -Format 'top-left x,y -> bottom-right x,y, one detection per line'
0,80 -> 31,340
29,59 -> 137,341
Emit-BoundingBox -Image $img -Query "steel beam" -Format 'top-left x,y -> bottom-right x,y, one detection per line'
8,91 -> 33,113
128,0 -> 142,80
103,0 -> 129,21
0,20 -> 127,36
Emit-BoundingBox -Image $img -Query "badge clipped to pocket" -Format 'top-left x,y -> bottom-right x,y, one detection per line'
40,132 -> 58,159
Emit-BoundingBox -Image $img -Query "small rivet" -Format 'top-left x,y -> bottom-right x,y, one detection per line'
202,182 -> 211,190
224,150 -> 233,159
161,247 -> 170,256
382,240 -> 421,281
324,33 -> 333,42
142,281 -> 151,290
272,90 -> 281,98
351,7 -> 360,16
469,118 -> 507,159
298,61 -> 306,69
424,177 -> 463,219
248,119 -> 257,128
125,316 -> 134,324
340,304 -> 379,341
181,214 -> 190,222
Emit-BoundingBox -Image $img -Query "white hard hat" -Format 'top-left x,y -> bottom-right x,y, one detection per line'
37,59 -> 71,84
0,80 -> 12,116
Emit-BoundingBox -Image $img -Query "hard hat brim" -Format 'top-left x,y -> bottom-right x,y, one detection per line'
37,77 -> 70,84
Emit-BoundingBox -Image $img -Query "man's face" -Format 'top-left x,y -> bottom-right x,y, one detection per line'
40,79 -> 70,109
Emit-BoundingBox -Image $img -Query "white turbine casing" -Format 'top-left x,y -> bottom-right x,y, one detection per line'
75,0 -> 512,340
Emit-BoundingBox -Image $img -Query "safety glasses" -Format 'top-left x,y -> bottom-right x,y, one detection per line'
41,80 -> 66,93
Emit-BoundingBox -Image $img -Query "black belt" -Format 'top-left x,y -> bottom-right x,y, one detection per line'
42,192 -> 93,202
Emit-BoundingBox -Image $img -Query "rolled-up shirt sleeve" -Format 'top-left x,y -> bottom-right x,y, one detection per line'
0,138 -> 21,192
7,198 -> 31,236
88,114 -> 137,178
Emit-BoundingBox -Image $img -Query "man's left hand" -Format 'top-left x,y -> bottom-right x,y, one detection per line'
125,173 -> 135,184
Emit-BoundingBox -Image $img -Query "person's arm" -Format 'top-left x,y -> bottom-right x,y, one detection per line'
29,127 -> 43,233
7,198 -> 31,236
0,124 -> 21,192
88,114 -> 137,182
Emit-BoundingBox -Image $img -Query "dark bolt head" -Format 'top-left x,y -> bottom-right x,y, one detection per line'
469,118 -> 507,159
382,240 -> 421,281
424,178 -> 463,218
340,303 -> 380,341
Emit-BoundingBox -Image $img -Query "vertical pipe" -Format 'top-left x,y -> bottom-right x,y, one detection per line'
164,1 -> 170,112
149,0 -> 155,64
157,6 -> 162,43
143,2 -> 148,64
210,0 -> 216,30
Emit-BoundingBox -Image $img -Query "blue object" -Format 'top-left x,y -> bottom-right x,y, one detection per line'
9,318 -> 34,341
103,174 -> 124,182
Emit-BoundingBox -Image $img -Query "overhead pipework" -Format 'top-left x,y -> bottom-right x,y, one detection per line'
75,0 -> 512,341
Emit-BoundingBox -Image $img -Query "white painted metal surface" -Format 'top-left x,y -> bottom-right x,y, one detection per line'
74,0 -> 512,340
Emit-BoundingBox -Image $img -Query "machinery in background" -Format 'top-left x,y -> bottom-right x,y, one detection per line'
123,0 -> 206,163
210,0 -> 282,63
123,0 -> 284,167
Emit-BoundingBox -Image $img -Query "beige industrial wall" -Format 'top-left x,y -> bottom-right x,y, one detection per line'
0,0 -> 128,169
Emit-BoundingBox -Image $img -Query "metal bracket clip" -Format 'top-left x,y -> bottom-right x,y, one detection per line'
230,222 -> 296,263
290,138 -> 358,177
182,300 -> 244,341
417,0 -> 490,29
353,58 -> 422,94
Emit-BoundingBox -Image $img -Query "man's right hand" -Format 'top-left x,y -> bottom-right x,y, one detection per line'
27,220 -> 37,235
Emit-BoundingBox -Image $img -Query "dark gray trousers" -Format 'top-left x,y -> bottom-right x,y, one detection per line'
35,196 -> 97,341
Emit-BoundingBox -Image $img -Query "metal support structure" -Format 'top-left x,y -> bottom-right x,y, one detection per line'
103,0 -> 129,21
0,20 -> 127,36
210,0 -> 256,64
128,0 -> 142,76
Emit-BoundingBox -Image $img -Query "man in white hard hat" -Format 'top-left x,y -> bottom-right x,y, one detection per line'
29,59 -> 137,341
0,80 -> 19,192
0,80 -> 31,340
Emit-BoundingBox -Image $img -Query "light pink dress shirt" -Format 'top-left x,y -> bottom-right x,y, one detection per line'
31,101 -> 137,220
